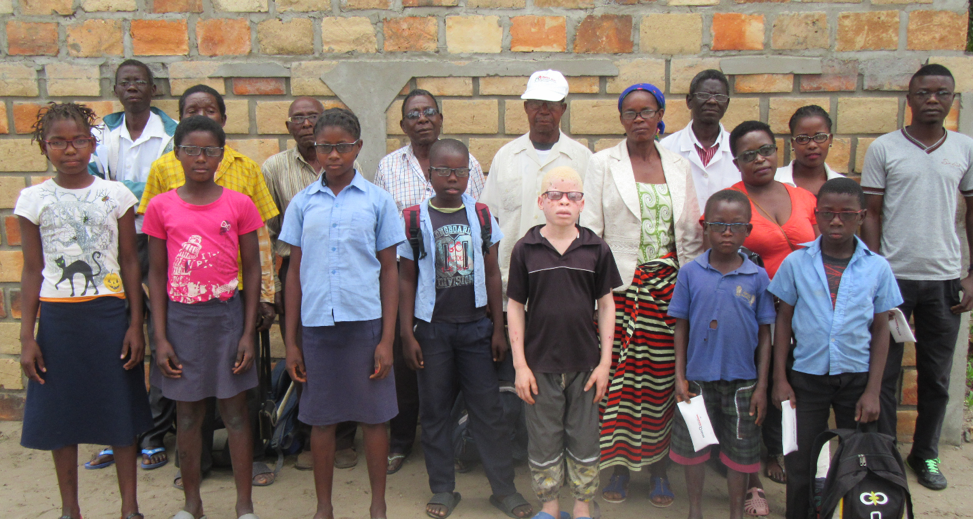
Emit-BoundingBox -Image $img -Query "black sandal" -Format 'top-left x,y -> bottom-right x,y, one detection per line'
426,491 -> 461,519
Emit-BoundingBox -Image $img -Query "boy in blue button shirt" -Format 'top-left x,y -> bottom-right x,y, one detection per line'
670,189 -> 776,519
768,178 -> 903,519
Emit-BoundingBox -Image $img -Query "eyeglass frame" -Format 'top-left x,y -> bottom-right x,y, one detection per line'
288,113 -> 321,125
313,140 -> 361,154
44,138 -> 97,150
692,92 -> 730,104
542,191 -> 584,202
116,80 -> 150,89
813,209 -> 865,222
620,108 -> 660,121
404,107 -> 440,120
703,221 -> 752,234
735,144 -> 778,164
792,133 -> 831,145
429,166 -> 471,178
178,145 -> 224,157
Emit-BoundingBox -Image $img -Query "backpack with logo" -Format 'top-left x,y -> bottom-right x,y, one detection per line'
808,427 -> 913,519
402,202 -> 493,264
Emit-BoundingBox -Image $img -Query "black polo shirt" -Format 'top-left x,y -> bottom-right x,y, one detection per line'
507,225 -> 622,373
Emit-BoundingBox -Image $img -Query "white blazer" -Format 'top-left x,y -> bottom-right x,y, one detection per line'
581,139 -> 704,291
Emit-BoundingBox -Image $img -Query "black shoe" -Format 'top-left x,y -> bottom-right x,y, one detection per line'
907,455 -> 947,490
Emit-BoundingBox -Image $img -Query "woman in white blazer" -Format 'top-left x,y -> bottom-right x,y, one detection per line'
581,84 -> 703,508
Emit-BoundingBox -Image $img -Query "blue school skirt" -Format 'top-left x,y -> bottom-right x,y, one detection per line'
21,297 -> 152,451
299,319 -> 398,426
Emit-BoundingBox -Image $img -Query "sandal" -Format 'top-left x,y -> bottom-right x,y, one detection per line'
252,461 -> 276,486
649,476 -> 675,508
765,454 -> 786,484
141,447 -> 168,470
125,514 -> 145,519
744,487 -> 770,516
426,491 -> 461,519
601,473 -> 629,503
532,513 -> 570,519
489,493 -> 533,518
387,452 -> 407,475
84,448 -> 114,470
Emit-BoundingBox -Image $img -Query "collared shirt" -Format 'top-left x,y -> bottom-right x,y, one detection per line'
695,142 -> 719,167
660,122 -> 740,211
374,143 -> 486,214
139,146 -> 280,303
479,132 -> 592,303
279,171 -> 405,327
774,161 -> 843,188
767,236 -> 903,376
668,251 -> 776,382
398,193 -> 503,323
262,147 -> 322,258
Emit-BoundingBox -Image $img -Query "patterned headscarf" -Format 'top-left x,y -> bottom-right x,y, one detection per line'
618,83 -> 666,136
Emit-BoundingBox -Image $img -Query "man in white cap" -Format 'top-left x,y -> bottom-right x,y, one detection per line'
480,70 -> 592,302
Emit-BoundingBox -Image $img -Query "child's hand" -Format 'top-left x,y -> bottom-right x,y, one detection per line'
370,340 -> 393,380
674,380 -> 697,404
584,364 -> 611,403
855,390 -> 880,423
402,335 -> 424,370
20,339 -> 46,384
285,345 -> 307,383
120,325 -> 146,370
156,340 -> 183,379
233,333 -> 255,375
515,366 -> 538,405
491,328 -> 508,363
772,380 -> 796,410
750,388 -> 767,426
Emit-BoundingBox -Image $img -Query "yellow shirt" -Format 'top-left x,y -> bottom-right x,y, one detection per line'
139,146 -> 279,303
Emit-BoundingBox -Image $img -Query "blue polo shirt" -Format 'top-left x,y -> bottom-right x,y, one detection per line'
668,250 -> 776,382
279,171 -> 405,327
767,236 -> 903,376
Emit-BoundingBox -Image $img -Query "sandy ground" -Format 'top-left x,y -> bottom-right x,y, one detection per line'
1,420 -> 973,519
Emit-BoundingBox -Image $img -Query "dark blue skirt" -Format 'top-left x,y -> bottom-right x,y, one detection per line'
21,297 -> 152,451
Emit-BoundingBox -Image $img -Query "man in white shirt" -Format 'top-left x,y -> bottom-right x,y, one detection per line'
660,69 -> 740,210
480,70 -> 592,301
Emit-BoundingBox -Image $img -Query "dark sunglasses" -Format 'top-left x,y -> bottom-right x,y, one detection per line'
736,144 -> 777,164
404,108 -> 440,120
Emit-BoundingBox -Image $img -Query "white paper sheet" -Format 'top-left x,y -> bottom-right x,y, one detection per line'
888,308 -> 916,343
676,395 -> 719,452
781,400 -> 798,455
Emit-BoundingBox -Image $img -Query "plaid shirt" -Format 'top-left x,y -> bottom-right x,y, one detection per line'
373,143 -> 485,213
139,146 -> 280,303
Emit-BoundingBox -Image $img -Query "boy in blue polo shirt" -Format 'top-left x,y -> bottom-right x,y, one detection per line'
768,178 -> 903,519
670,189 -> 776,519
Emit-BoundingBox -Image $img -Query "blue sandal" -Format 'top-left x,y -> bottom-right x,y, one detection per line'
649,476 -> 675,508
601,473 -> 629,503
84,448 -> 114,469
532,512 -> 570,519
140,447 -> 168,470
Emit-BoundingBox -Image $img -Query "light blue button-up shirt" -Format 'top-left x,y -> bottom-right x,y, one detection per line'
279,171 -> 405,327
398,193 -> 503,323
767,236 -> 903,376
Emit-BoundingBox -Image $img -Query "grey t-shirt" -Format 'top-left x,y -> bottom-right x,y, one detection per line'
861,129 -> 973,280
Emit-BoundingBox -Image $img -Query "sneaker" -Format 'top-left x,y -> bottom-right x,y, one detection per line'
907,455 -> 947,490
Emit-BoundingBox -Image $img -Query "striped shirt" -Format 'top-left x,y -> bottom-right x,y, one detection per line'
374,143 -> 485,214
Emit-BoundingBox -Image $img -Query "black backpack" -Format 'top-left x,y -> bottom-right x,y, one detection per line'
808,427 -> 913,519
403,202 -> 493,263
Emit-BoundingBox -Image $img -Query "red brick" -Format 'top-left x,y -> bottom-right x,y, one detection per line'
197,18 -> 251,56
153,0 -> 202,11
5,215 -> 20,246
131,20 -> 189,56
0,292 -> 5,319
712,13 -> 764,51
900,368 -> 917,405
800,59 -> 859,93
13,103 -> 43,135
66,19 -> 124,57
0,104 -> 7,135
836,11 -> 899,51
10,289 -> 20,319
7,22 -> 58,56
573,15 -> 633,54
0,393 -> 25,421
232,78 -> 285,95
510,16 -> 566,52
383,17 -> 438,52
907,11 -> 967,51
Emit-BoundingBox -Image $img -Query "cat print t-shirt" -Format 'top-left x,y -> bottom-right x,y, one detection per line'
14,177 -> 139,302
142,188 -> 263,304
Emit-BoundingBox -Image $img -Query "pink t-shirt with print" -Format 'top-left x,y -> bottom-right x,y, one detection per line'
142,188 -> 264,304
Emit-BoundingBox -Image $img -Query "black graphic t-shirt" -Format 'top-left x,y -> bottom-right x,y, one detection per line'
429,206 -> 485,324
821,252 -> 851,308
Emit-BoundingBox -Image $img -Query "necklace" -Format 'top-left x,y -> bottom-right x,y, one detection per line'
902,126 -> 946,151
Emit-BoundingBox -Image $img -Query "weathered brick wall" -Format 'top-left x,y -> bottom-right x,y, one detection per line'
0,0 -> 967,438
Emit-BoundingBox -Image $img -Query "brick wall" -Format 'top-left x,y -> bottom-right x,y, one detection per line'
0,0 -> 968,437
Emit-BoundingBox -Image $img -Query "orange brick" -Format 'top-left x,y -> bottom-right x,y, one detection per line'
4,215 -> 20,246
197,18 -> 251,56
9,289 -> 19,319
800,59 -> 858,93
901,341 -> 916,367
896,410 -> 917,443
907,11 -> 967,51
836,11 -> 899,51
384,17 -> 438,52
735,74 -> 793,93
712,13 -> 764,51
900,368 -> 917,405
0,293 -> 5,319
153,0 -> 202,11
573,15 -> 633,54
66,19 -> 124,57
20,0 -> 73,15
13,103 -> 43,135
233,78 -> 286,95
131,19 -> 189,56
0,104 -> 7,135
510,16 -> 566,52
0,393 -> 24,420
7,22 -> 58,56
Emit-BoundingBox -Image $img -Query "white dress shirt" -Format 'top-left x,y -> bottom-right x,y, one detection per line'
775,161 -> 844,187
660,121 -> 740,210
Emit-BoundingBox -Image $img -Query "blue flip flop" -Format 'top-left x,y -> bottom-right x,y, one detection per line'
532,512 -> 571,519
649,476 -> 675,508
140,447 -> 168,470
601,473 -> 629,503
84,448 -> 114,470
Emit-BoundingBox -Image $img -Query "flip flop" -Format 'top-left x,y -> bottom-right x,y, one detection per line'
252,461 -> 276,487
649,476 -> 675,508
532,512 -> 570,519
387,452 -> 407,475
601,473 -> 629,503
426,491 -> 461,519
490,493 -> 533,518
141,447 -> 168,470
765,454 -> 786,484
84,448 -> 114,470
744,487 -> 770,516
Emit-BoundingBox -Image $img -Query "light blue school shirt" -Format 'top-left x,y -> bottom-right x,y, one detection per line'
279,171 -> 405,327
767,236 -> 903,376
397,193 -> 503,323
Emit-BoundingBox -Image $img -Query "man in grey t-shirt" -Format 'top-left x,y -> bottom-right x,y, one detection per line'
861,64 -> 973,491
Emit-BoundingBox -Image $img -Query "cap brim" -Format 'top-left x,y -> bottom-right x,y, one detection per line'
520,90 -> 567,102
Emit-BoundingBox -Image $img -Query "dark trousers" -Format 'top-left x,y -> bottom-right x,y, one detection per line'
415,318 -> 516,497
391,314 -> 420,455
785,371 -> 867,519
878,279 -> 961,460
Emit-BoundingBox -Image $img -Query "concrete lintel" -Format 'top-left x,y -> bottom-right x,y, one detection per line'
720,57 -> 822,76
211,63 -> 290,78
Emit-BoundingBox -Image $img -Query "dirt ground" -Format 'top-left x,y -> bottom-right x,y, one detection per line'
1,420 -> 972,519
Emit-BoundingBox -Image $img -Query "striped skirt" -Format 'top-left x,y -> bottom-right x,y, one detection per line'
599,254 -> 679,470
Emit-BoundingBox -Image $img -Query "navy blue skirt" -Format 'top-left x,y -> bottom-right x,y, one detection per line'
21,297 -> 152,451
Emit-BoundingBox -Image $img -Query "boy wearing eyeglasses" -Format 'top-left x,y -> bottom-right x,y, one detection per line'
507,166 -> 621,519
669,189 -> 775,519
768,178 -> 902,519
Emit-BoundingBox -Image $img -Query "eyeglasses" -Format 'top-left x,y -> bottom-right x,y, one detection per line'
288,114 -> 320,125
542,191 -> 584,202
704,222 -> 751,234
313,140 -> 360,154
814,210 -> 864,222
117,80 -> 149,88
911,90 -> 954,102
178,145 -> 223,157
736,144 -> 777,164
692,92 -> 730,103
404,107 -> 440,120
621,108 -> 660,121
525,100 -> 564,112
429,167 -> 470,178
45,138 -> 95,150
793,133 -> 831,145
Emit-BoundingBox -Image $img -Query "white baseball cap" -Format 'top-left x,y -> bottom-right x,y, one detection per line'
521,70 -> 569,102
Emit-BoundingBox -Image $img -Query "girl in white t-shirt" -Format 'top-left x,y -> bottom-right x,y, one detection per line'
15,102 -> 151,519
